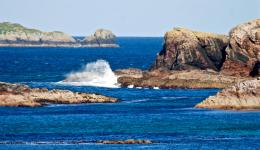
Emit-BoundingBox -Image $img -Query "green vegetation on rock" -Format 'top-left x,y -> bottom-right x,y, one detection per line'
0,22 -> 42,34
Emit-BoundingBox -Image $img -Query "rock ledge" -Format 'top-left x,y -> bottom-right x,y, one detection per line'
195,78 -> 260,110
0,82 -> 118,107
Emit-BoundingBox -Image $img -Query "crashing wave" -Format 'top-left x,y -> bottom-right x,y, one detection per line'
59,60 -> 119,88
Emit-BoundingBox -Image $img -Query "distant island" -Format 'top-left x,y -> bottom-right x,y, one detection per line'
0,22 -> 119,47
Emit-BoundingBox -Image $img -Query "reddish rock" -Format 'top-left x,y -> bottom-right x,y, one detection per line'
221,19 -> 260,77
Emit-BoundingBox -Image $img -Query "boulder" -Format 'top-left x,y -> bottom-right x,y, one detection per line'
195,78 -> 260,110
151,28 -> 229,71
221,19 -> 260,77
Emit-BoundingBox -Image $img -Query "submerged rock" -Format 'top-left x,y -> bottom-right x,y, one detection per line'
151,28 -> 229,71
195,78 -> 260,110
0,82 -> 118,107
96,139 -> 152,144
81,29 -> 119,47
221,19 -> 260,77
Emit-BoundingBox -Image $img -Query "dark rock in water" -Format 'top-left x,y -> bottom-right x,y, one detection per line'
96,139 -> 152,144
221,19 -> 260,77
81,29 -> 119,47
195,78 -> 260,110
0,82 -> 118,107
151,28 -> 229,71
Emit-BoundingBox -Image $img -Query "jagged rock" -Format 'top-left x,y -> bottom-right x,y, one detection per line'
0,82 -> 118,107
0,22 -> 77,46
81,29 -> 119,47
151,28 -> 229,71
221,19 -> 260,77
195,78 -> 260,110
96,139 -> 152,144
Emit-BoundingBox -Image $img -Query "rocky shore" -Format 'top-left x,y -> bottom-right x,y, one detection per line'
0,22 -> 119,48
116,69 -> 245,89
0,82 -> 118,107
195,78 -> 260,110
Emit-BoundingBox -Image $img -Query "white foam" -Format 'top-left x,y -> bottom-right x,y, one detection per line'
127,85 -> 134,88
153,87 -> 160,90
59,60 -> 119,88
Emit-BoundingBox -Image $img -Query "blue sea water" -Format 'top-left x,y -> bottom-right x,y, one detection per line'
0,37 -> 259,150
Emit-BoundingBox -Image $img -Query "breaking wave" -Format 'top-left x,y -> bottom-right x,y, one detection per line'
59,60 -> 119,88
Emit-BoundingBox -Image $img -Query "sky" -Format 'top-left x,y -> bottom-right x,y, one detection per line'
1,0 -> 259,36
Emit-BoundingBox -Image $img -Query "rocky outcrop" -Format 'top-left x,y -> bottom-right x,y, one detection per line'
81,29 -> 119,47
117,19 -> 260,89
116,69 -> 244,89
0,22 -> 119,47
221,19 -> 260,77
0,82 -> 118,107
151,28 -> 229,71
195,78 -> 260,110
96,139 -> 152,144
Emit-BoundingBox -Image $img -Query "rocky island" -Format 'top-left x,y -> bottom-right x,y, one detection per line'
81,29 -> 119,47
0,82 -> 118,107
117,19 -> 259,89
0,22 -> 119,47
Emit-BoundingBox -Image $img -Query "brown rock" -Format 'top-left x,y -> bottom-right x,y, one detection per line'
151,28 -> 229,71
117,68 -> 243,89
0,82 -> 118,107
195,79 -> 260,110
221,19 -> 260,77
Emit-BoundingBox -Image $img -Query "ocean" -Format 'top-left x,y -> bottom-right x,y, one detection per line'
0,37 -> 259,150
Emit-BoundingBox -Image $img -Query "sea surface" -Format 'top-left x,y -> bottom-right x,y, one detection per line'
0,37 -> 259,150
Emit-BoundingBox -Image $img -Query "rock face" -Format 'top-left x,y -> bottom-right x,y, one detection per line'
116,69 -> 243,89
221,19 -> 260,77
195,78 -> 260,110
0,22 -> 119,47
81,29 -> 119,47
0,82 -> 118,107
151,28 -> 229,71
0,22 -> 77,47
